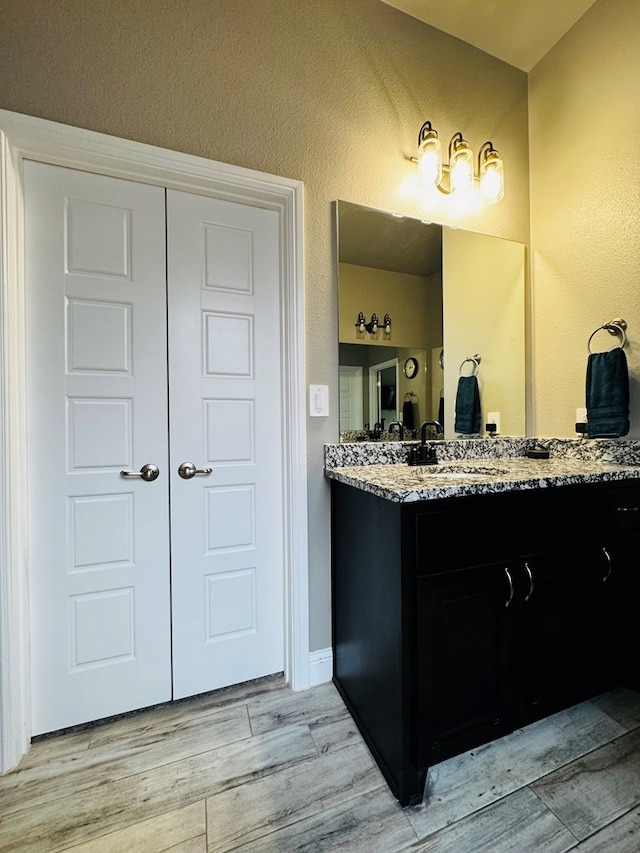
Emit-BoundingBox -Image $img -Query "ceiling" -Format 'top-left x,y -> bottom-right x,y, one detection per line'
338,201 -> 442,278
380,0 -> 598,71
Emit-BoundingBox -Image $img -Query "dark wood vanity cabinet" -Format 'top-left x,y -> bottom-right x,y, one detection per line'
331,478 -> 640,807
516,547 -> 600,723
416,561 -> 515,768
596,482 -> 640,693
416,546 -> 601,769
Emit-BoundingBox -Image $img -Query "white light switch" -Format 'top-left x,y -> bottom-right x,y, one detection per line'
487,411 -> 501,434
309,384 -> 329,417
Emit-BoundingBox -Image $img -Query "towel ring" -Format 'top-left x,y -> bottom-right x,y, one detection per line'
587,318 -> 627,354
459,354 -> 481,376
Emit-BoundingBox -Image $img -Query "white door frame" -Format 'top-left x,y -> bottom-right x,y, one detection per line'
338,365 -> 363,431
368,357 -> 399,426
0,109 -> 309,773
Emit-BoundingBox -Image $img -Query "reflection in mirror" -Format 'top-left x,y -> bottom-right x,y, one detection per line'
337,200 -> 525,441
369,357 -> 397,427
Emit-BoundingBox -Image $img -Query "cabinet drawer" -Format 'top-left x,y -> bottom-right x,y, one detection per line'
413,488 -> 593,574
516,487 -> 594,552
600,483 -> 640,537
414,502 -> 512,573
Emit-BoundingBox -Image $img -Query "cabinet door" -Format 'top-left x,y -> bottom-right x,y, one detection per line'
417,563 -> 516,765
518,547 -> 598,725
601,539 -> 640,690
598,485 -> 640,691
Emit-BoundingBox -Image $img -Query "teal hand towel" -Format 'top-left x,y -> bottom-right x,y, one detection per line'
586,347 -> 629,437
454,375 -> 481,435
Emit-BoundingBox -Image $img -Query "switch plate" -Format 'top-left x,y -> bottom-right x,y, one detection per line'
309,384 -> 329,417
487,411 -> 501,434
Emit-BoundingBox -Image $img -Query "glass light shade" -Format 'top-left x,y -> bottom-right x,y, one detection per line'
417,135 -> 442,190
450,144 -> 474,196
480,155 -> 504,204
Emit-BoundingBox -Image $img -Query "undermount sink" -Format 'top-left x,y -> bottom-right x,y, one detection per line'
418,463 -> 510,478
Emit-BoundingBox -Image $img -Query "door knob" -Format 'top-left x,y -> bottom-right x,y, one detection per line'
120,463 -> 160,482
178,461 -> 213,480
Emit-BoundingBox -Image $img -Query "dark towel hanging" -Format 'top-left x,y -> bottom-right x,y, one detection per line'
438,390 -> 445,431
402,397 -> 415,430
586,347 -> 629,437
454,375 -> 481,435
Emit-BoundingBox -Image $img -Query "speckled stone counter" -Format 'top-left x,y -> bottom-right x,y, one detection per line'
324,437 -> 640,503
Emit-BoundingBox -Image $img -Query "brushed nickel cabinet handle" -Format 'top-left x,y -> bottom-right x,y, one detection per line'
601,546 -> 612,582
504,567 -> 514,608
524,561 -> 534,602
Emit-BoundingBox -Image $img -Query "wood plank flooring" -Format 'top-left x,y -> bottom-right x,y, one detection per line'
2,676 -> 640,852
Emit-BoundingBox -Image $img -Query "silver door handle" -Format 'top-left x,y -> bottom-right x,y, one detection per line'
178,461 -> 213,480
120,463 -> 160,482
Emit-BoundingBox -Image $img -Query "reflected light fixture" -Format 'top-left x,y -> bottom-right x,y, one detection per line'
416,120 -> 504,205
355,312 -> 392,336
367,313 -> 379,334
365,313 -> 392,334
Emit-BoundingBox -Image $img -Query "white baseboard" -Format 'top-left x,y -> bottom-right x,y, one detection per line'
308,647 -> 333,687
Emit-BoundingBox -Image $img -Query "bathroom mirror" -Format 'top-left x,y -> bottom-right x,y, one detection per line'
337,200 -> 526,440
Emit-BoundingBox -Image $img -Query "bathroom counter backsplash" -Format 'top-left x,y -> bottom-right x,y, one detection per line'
324,438 -> 640,503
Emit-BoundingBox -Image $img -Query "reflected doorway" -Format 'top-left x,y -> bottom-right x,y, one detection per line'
339,366 -> 364,430
369,358 -> 398,428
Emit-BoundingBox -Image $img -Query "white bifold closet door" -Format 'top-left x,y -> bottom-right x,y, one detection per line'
166,189 -> 283,701
24,160 -> 284,735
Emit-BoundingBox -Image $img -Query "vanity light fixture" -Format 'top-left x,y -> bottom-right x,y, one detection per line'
365,313 -> 392,335
416,121 -> 504,205
355,312 -> 391,336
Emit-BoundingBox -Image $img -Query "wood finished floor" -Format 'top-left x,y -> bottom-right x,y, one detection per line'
3,677 -> 640,852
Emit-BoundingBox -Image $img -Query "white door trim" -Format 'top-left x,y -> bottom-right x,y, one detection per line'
368,357 -> 399,426
0,109 -> 309,773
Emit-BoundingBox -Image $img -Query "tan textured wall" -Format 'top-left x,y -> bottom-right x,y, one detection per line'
443,230 -> 526,438
0,0 -> 529,651
529,0 -> 640,438
338,264 -> 431,348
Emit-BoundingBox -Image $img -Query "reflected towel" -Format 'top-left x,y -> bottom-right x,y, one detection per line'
402,398 -> 415,430
438,390 -> 445,431
454,375 -> 481,435
586,347 -> 629,437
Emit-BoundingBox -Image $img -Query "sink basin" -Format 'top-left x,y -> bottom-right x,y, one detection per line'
418,463 -> 510,478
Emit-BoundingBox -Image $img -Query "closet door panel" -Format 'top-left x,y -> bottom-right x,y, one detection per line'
25,161 -> 172,734
167,191 -> 284,699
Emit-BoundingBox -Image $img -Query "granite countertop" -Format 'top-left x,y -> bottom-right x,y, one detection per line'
324,438 -> 640,503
